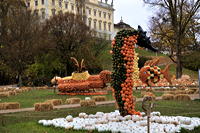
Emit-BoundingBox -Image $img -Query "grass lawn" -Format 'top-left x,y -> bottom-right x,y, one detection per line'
0,100 -> 200,133
0,89 -> 164,108
135,48 -> 166,57
160,64 -> 198,79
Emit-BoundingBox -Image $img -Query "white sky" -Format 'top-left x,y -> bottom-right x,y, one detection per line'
113,0 -> 154,31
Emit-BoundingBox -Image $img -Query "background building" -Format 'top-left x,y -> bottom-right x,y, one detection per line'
25,0 -> 114,40
113,17 -> 134,37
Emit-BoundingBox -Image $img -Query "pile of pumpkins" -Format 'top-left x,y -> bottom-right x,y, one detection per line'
39,110 -> 200,133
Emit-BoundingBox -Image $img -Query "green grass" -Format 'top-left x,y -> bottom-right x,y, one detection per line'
0,100 -> 200,133
160,64 -> 198,79
98,46 -> 112,70
0,89 -> 113,108
135,48 -> 166,57
153,100 -> 200,117
0,89 -> 164,108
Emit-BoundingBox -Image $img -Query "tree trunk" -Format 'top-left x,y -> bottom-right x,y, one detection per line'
175,34 -> 183,79
176,54 -> 182,79
18,74 -> 22,87
65,64 -> 68,76
65,63 -> 72,76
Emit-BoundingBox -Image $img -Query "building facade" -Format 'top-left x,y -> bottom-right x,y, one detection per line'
25,0 -> 114,40
113,17 -> 134,37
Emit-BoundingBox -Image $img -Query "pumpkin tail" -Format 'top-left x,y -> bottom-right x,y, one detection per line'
161,64 -> 172,84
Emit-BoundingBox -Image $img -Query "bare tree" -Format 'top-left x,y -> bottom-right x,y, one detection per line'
144,0 -> 200,78
149,9 -> 199,55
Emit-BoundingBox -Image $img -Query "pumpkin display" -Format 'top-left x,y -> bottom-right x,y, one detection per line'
54,57 -> 112,95
111,27 -> 157,116
111,30 -> 140,116
139,58 -> 172,86
56,70 -> 111,95
39,111 -> 200,133
132,51 -> 140,86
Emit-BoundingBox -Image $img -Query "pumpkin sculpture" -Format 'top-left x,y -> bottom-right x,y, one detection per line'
57,70 -> 111,95
55,57 -> 111,95
111,26 -> 157,116
139,58 -> 172,87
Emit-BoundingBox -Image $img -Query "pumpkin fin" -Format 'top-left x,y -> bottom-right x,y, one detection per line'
144,60 -> 151,66
151,58 -> 159,66
144,58 -> 159,66
161,64 -> 172,84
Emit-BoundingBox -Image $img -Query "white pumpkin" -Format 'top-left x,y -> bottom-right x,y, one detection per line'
66,115 -> 73,122
124,115 -> 132,120
85,97 -> 91,100
64,124 -> 73,129
79,112 -> 87,118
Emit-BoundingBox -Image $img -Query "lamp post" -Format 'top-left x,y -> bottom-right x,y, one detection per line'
54,76 -> 57,94
142,96 -> 154,133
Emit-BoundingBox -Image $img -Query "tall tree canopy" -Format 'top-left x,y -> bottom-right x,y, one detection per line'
44,12 -> 93,76
0,1 -> 42,86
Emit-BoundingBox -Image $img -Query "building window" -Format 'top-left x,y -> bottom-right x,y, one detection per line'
88,9 -> 91,15
83,16 -> 87,23
52,9 -> 56,16
35,0 -> 38,6
27,2 -> 30,7
88,19 -> 92,28
42,10 -> 45,19
99,21 -> 102,30
71,5 -> 74,10
65,3 -> 68,9
41,0 -> 44,5
94,21 -> 97,29
99,11 -> 101,17
104,22 -> 106,31
108,13 -> 111,20
52,0 -> 55,6
77,7 -> 80,14
58,10 -> 63,14
94,10 -> 96,16
34,9 -> 39,16
108,23 -> 111,31
103,12 -> 106,19
59,0 -> 62,8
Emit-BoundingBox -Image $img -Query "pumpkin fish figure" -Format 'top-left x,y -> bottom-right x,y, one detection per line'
139,59 -> 172,86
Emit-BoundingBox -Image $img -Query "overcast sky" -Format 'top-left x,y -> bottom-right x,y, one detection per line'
113,0 -> 154,31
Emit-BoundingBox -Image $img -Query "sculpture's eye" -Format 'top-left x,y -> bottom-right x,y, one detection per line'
144,72 -> 146,74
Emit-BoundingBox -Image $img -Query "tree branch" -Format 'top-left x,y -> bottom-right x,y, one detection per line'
168,54 -> 177,63
181,0 -> 200,33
